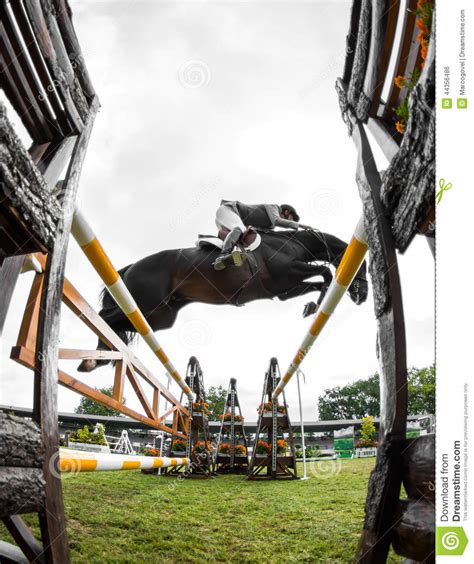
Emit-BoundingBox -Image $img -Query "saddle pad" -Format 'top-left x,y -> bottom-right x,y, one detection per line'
195,232 -> 261,251
195,236 -> 224,249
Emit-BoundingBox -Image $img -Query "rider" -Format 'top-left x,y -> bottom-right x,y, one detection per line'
213,200 -> 313,270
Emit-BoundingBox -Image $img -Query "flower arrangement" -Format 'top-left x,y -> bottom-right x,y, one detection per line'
355,439 -> 379,449
219,412 -> 244,422
193,441 -> 213,454
415,0 -> 433,61
392,0 -> 433,134
276,439 -> 288,454
393,70 -> 421,133
218,443 -> 247,455
296,445 -> 320,458
69,424 -> 107,446
235,444 -> 247,456
255,440 -> 271,455
356,416 -> 378,448
171,439 -> 187,452
257,402 -> 287,415
218,442 -> 231,454
141,447 -> 160,457
191,400 -> 209,415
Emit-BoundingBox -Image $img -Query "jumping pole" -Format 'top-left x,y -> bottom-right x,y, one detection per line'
71,209 -> 193,400
59,449 -> 189,473
273,217 -> 368,400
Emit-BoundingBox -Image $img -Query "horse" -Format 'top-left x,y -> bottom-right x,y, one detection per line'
78,228 -> 368,372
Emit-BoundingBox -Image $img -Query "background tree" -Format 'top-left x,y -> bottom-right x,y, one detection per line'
317,365 -> 435,420
317,374 -> 380,420
407,365 -> 435,415
75,386 -> 125,417
206,385 -> 227,420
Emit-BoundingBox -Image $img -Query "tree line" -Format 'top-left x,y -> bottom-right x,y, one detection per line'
74,366 -> 434,421
317,365 -> 435,420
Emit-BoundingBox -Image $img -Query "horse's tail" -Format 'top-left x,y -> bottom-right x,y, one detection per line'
99,263 -> 137,348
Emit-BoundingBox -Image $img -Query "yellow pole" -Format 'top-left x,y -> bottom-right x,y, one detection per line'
71,210 -> 193,400
273,216 -> 368,400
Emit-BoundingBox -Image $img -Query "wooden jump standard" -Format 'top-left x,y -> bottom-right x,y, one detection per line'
273,217 -> 368,400
1,1 -> 101,557
11,252 -> 190,438
1,1 -> 191,561
336,0 -> 435,560
59,450 -> 189,473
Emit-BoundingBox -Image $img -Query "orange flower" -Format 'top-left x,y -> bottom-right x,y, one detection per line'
416,31 -> 425,44
416,20 -> 428,34
394,75 -> 406,89
420,39 -> 429,60
235,445 -> 247,455
417,0 -> 425,8
218,442 -> 231,453
256,440 -> 271,454
395,121 -> 405,134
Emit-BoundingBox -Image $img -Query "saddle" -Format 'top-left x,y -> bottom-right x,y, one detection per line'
195,227 -> 261,251
196,228 -> 270,305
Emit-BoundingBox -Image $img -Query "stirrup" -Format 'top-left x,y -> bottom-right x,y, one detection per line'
213,254 -> 229,271
231,248 -> 246,267
213,252 -> 236,271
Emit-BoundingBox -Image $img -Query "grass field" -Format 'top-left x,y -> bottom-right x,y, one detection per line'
1,458 -> 404,562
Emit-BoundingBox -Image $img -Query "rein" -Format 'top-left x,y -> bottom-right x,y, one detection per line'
275,228 -> 334,267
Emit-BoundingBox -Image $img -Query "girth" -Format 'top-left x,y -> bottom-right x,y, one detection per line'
233,251 -> 273,306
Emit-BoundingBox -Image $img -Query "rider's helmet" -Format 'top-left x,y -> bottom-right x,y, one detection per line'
280,204 -> 300,222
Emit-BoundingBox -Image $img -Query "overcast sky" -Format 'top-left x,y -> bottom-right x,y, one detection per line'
1,0 -> 434,424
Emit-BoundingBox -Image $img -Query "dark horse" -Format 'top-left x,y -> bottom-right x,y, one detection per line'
78,229 -> 368,372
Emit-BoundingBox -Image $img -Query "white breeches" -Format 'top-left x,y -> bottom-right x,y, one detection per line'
215,204 -> 246,232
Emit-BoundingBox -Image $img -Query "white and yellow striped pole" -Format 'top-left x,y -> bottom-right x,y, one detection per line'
59,449 -> 189,473
71,209 -> 193,400
272,216 -> 368,400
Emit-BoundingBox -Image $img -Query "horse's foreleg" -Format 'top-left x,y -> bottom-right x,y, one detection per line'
320,233 -> 368,305
277,281 -> 325,302
289,261 -> 332,285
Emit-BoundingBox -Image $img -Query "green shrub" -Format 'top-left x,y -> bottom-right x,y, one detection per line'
69,424 -> 107,446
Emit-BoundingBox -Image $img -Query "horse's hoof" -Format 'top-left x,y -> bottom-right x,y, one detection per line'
303,302 -> 318,318
77,359 -> 97,372
349,279 -> 368,305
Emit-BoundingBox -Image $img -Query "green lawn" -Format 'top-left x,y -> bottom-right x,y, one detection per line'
1,458 -> 404,562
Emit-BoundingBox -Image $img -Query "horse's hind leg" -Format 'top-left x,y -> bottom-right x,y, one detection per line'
147,298 -> 189,331
77,307 -> 134,372
78,298 -> 189,372
78,254 -> 177,372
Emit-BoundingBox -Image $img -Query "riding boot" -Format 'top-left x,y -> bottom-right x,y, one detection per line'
213,227 -> 245,270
